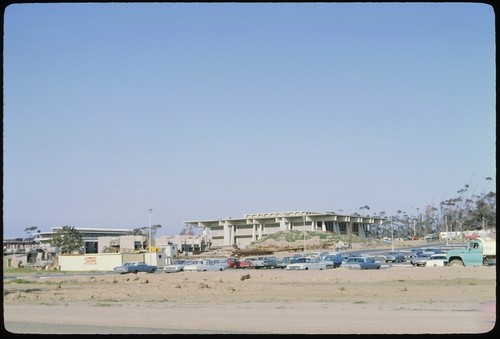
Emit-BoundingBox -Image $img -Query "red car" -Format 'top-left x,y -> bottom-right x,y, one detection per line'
238,260 -> 253,269
238,258 -> 265,269
226,258 -> 240,269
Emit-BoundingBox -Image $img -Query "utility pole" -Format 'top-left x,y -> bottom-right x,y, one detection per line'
303,215 -> 307,256
349,220 -> 353,249
391,216 -> 394,252
445,216 -> 449,246
148,209 -> 153,264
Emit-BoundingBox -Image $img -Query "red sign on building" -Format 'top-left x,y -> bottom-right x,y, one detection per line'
84,257 -> 97,265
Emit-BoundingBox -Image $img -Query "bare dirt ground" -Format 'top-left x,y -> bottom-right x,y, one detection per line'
3,264 -> 496,334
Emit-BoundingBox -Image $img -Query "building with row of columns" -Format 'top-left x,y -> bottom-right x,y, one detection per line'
184,211 -> 385,249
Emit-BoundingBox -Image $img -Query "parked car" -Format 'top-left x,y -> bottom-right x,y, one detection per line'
322,253 -> 344,268
285,257 -> 327,270
403,236 -> 417,241
308,252 -> 329,261
421,248 -> 443,256
275,256 -> 297,269
183,259 -> 227,272
385,251 -> 406,263
238,258 -> 266,269
183,260 -> 204,271
113,262 -> 157,274
424,233 -> 440,242
425,253 -> 448,267
408,248 -> 424,259
410,253 -> 432,267
258,256 -> 279,269
163,260 -> 191,273
210,258 -> 229,269
226,258 -> 240,269
340,257 -> 381,270
238,259 -> 254,269
344,252 -> 362,260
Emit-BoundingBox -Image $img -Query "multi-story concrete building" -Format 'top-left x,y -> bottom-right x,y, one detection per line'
184,211 -> 385,249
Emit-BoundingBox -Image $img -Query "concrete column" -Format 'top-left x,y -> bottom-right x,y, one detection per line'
224,221 -> 232,247
348,220 -> 353,246
279,218 -> 287,231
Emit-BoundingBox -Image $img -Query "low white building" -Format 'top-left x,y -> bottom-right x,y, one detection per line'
156,234 -> 208,255
98,235 -> 146,253
58,252 -> 167,271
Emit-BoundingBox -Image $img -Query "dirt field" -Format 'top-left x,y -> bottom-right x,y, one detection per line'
3,264 -> 496,334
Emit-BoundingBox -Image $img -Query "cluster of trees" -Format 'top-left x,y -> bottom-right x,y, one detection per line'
359,179 -> 496,239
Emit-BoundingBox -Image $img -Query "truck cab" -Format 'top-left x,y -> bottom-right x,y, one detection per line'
447,238 -> 496,267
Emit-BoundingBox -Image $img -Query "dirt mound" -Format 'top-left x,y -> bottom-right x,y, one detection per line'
231,249 -> 275,256
236,230 -> 362,254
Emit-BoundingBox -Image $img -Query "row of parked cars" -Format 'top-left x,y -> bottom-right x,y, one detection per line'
160,252 -> 383,272
111,250 -> 384,274
383,247 -> 448,267
163,258 -> 228,272
408,248 -> 448,267
281,253 -> 381,270
113,258 -> 230,274
113,246 -> 451,275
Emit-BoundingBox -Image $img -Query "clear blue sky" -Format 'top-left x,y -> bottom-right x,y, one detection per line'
3,3 -> 496,238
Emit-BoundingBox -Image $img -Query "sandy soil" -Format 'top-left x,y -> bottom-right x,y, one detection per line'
3,264 -> 496,334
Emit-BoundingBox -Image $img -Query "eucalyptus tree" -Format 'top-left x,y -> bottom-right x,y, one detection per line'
464,191 -> 496,229
23,226 -> 39,241
418,205 -> 439,235
440,184 -> 474,233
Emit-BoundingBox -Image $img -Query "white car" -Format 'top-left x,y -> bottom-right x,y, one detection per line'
285,257 -> 327,270
340,257 -> 381,270
163,260 -> 191,273
410,253 -> 432,267
183,259 -> 227,272
113,262 -> 157,274
425,253 -> 448,267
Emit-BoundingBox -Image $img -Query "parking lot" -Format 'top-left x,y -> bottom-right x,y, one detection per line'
4,262 -> 496,334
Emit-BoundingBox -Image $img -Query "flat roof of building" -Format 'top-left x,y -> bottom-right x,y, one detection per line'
184,210 -> 385,225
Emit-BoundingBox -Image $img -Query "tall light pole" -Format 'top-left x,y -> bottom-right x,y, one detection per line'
445,215 -> 449,246
391,216 -> 394,252
303,215 -> 306,256
148,209 -> 153,264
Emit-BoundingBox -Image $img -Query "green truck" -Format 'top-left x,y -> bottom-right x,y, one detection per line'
446,237 -> 496,267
